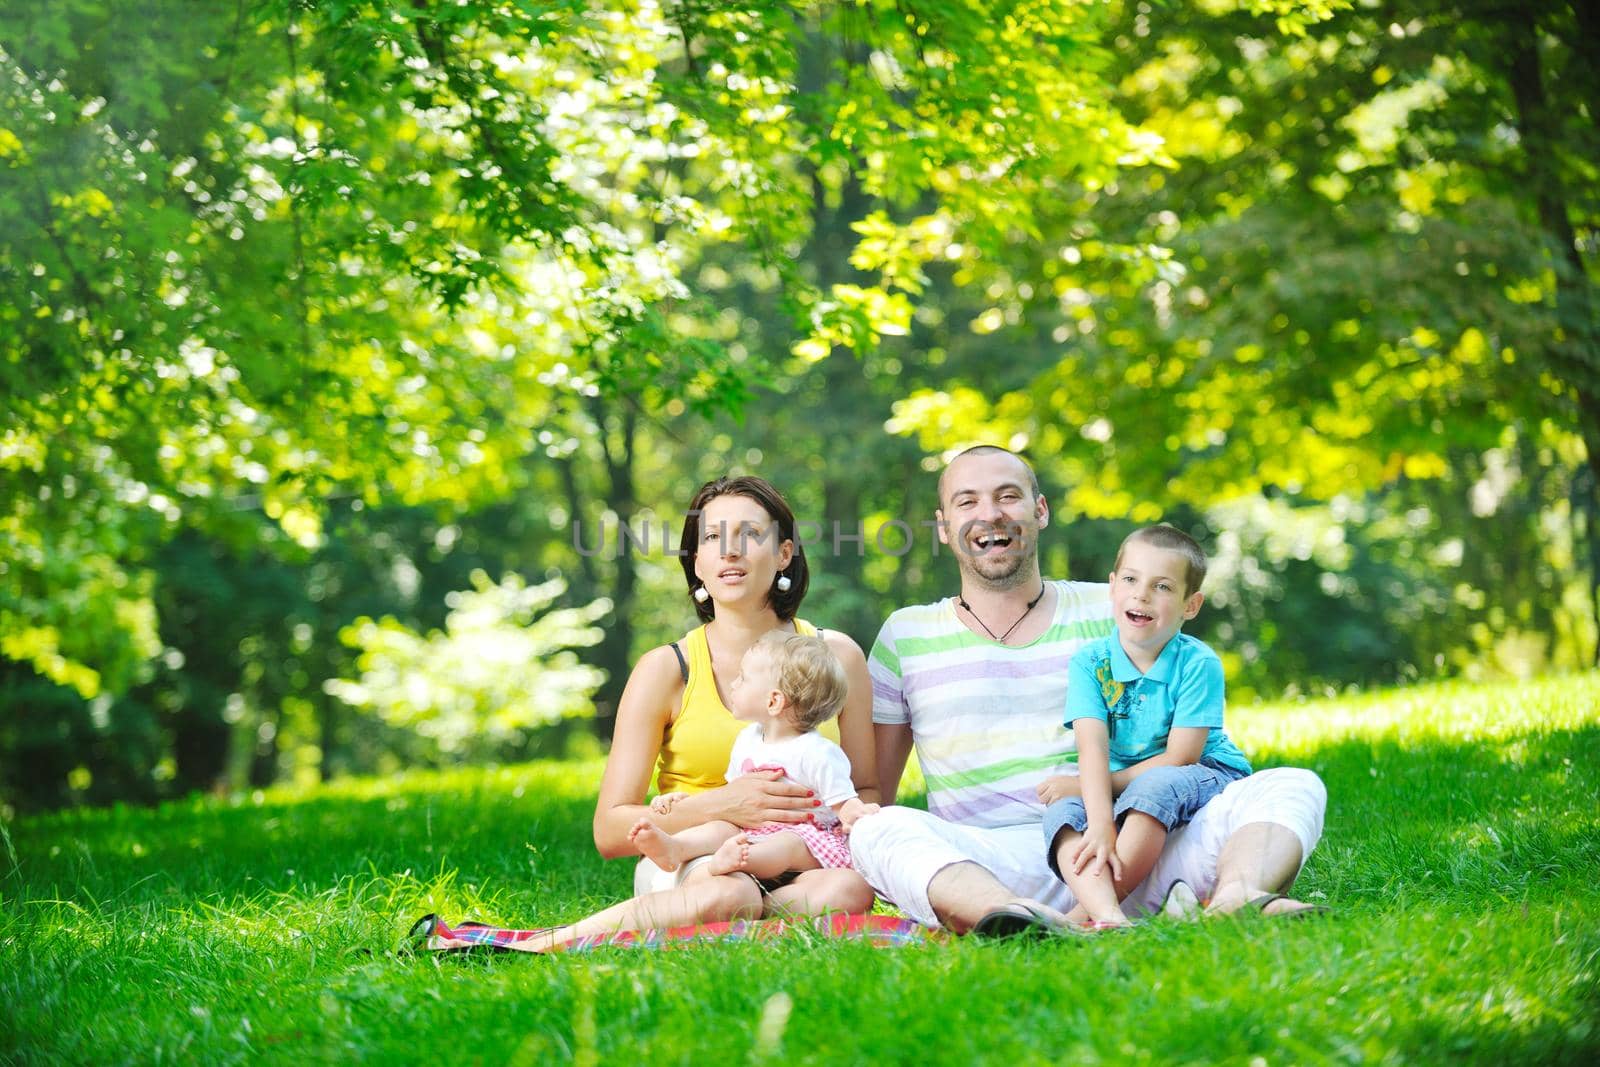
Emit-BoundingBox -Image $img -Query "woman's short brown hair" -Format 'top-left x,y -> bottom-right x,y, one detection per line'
678,476 -> 809,623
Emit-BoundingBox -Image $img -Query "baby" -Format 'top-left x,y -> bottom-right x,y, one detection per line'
630,630 -> 878,880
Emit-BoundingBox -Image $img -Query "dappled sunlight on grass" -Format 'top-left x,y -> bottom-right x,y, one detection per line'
257,758 -> 610,807
5,675 -> 1600,1063
1226,672 -> 1600,911
11,758 -> 611,905
1234,672 -> 1600,760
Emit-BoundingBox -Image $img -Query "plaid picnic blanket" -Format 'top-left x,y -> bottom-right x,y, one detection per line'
410,912 -> 940,955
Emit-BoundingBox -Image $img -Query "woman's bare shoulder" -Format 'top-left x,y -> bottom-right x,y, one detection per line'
632,641 -> 690,687
611,643 -> 689,738
820,628 -> 867,667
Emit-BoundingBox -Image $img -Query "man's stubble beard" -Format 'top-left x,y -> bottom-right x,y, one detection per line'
954,532 -> 1040,592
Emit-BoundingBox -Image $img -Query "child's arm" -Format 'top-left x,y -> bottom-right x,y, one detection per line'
1066,718 -> 1123,881
1038,646 -> 1107,805
1036,773 -> 1080,803
834,795 -> 880,830
1108,726 -> 1208,792
805,736 -> 875,828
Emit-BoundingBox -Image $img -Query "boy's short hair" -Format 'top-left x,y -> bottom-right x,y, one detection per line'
755,631 -> 849,732
1114,524 -> 1209,597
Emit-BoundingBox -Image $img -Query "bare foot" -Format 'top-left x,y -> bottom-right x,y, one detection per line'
1235,895 -> 1327,918
1203,886 -> 1328,918
707,832 -> 752,876
629,818 -> 684,872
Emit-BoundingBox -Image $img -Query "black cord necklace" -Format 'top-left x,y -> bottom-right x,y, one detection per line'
957,583 -> 1047,644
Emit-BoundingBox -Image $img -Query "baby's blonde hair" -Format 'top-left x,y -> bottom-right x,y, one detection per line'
753,631 -> 849,732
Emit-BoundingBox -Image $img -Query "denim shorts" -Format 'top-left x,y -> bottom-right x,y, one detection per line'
1042,758 -> 1250,875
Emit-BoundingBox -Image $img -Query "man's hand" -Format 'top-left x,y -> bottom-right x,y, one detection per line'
1068,819 -> 1123,880
718,769 -> 819,827
649,791 -> 688,815
1036,774 -> 1082,805
838,797 -> 880,831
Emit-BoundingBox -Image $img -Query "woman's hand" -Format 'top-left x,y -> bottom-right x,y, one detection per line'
711,768 -> 820,828
1036,774 -> 1082,805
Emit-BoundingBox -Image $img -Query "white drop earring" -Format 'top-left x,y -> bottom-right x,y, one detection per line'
692,585 -> 710,603
776,574 -> 792,593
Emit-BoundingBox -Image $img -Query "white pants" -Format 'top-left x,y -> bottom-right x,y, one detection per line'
849,767 -> 1326,927
632,854 -> 716,896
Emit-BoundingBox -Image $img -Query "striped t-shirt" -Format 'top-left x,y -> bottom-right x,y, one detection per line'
868,581 -> 1114,829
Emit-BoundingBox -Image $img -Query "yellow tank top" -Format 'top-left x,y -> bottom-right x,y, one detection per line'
654,619 -> 840,794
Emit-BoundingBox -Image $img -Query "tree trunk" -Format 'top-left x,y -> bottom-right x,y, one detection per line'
587,397 -> 638,739
1505,21 -> 1600,664
799,20 -> 877,646
247,704 -> 280,789
317,693 -> 338,782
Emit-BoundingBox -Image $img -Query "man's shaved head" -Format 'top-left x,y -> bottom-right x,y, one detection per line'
938,445 -> 1042,508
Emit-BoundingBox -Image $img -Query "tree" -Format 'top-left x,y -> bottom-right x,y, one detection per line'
3,0 -> 1186,804
326,570 -> 608,760
885,0 -> 1598,671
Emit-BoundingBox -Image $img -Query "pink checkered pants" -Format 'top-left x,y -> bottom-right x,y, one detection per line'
745,821 -> 853,869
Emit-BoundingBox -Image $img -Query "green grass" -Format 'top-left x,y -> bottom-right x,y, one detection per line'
5,673 -> 1600,1065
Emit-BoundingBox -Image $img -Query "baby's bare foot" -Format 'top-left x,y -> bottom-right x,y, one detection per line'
707,832 -> 752,876
629,818 -> 683,872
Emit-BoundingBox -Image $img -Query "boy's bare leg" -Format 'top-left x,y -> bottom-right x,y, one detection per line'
520,872 -> 763,951
628,818 -> 739,872
1052,830 -> 1129,925
1110,813 -> 1169,902
708,831 -> 820,879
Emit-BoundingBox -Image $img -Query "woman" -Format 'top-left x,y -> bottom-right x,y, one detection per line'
527,476 -> 878,948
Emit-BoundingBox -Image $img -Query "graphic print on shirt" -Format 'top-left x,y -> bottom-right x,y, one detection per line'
1094,657 -> 1125,711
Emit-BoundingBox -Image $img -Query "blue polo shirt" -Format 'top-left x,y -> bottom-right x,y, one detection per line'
1064,632 -> 1252,776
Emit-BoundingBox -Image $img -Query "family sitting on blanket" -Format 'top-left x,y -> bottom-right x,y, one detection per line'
495,449 -> 1326,952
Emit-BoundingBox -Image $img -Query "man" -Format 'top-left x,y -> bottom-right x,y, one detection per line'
849,446 -> 1327,933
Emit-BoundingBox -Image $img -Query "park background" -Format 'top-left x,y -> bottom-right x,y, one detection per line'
2,1 -> 1598,1062
3,0 -> 1596,809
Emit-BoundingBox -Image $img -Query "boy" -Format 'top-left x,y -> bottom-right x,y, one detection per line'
1037,524 -> 1252,927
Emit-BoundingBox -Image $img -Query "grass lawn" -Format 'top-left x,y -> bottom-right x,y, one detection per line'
5,673 -> 1599,1065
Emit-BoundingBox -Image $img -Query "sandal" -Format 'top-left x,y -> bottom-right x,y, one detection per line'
404,913 -> 441,953
972,902 -> 1058,940
1239,893 -> 1332,919
405,914 -> 561,954
1160,880 -> 1203,922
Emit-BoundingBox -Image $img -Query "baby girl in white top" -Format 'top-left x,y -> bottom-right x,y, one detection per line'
631,630 -> 879,880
